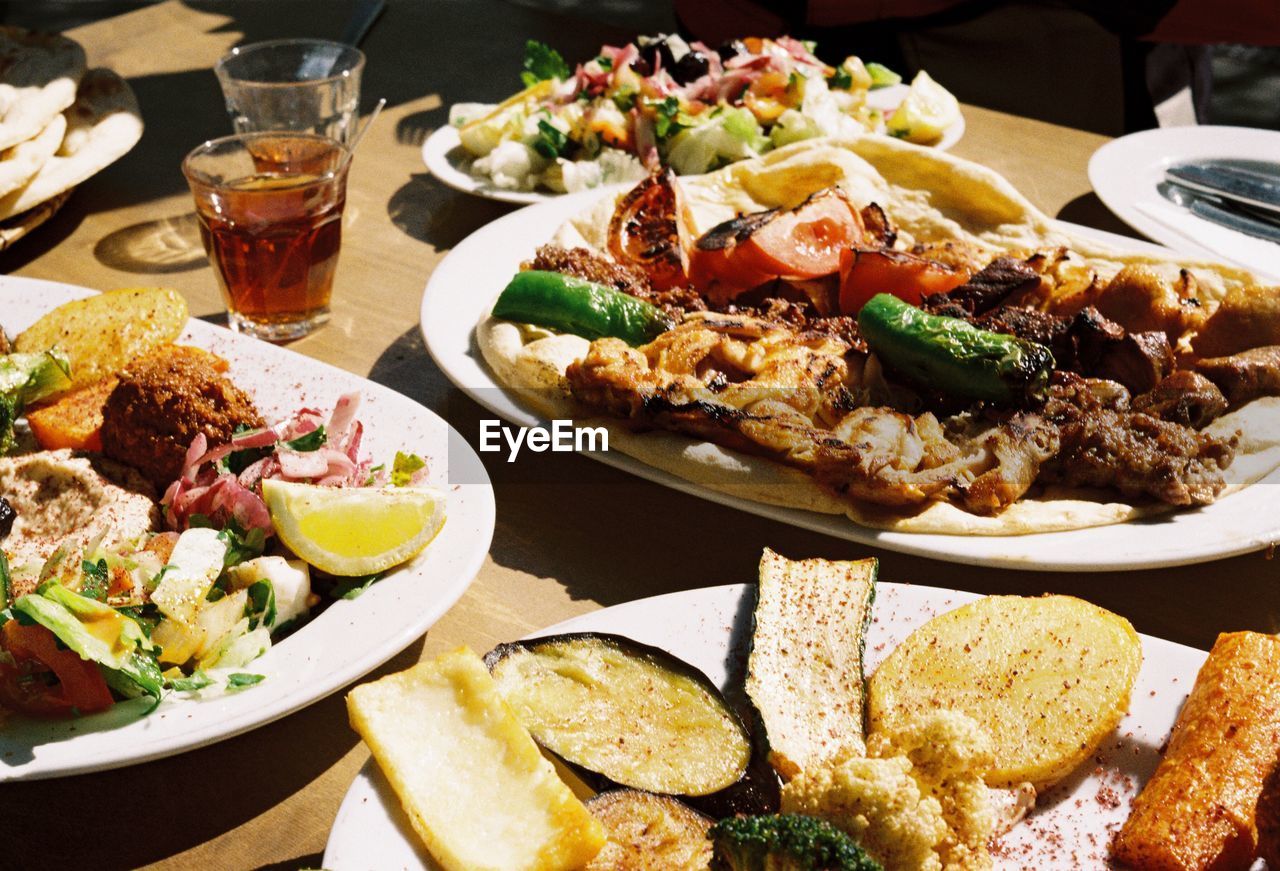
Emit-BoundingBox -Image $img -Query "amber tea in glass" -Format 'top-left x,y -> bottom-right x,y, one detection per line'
183,132 -> 350,341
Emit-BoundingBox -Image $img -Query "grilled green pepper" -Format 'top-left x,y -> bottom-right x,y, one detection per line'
492,270 -> 674,346
858,293 -> 1054,405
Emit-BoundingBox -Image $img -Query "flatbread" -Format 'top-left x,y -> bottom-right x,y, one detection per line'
0,68 -> 142,220
0,112 -> 63,198
476,136 -> 1280,535
0,188 -> 69,252
0,27 -> 85,152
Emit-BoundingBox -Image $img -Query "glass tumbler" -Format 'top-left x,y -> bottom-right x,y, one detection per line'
214,39 -> 365,144
183,132 -> 350,342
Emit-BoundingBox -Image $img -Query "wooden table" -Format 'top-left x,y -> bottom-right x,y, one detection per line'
5,3 -> 1276,868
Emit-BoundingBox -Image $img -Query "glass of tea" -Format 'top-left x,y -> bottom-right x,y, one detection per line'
215,39 -> 365,144
182,132 -> 350,342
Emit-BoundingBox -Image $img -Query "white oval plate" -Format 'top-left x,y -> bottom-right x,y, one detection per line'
1089,125 -> 1280,282
324,580 -> 1202,871
420,187 -> 1280,571
422,84 -> 964,204
0,278 -> 495,781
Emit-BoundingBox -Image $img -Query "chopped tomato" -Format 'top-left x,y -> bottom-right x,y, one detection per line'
838,247 -> 969,315
607,169 -> 696,292
689,190 -> 866,305
0,621 -> 113,718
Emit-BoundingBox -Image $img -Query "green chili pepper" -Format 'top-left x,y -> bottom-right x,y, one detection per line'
858,293 -> 1054,405
492,270 -> 674,346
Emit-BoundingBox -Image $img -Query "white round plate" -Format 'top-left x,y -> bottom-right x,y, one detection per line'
0,278 -> 495,781
1088,125 -> 1280,281
324,581 -> 1203,871
422,84 -> 963,204
420,187 -> 1280,571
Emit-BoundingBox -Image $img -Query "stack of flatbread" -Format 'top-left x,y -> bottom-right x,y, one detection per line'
0,27 -> 143,250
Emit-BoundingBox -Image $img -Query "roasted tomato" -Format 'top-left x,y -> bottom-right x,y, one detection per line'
0,621 -> 113,717
689,189 -> 865,305
838,247 -> 969,315
607,168 -> 696,292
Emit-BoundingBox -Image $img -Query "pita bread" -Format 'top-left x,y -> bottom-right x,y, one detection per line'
0,189 -> 70,252
476,135 -> 1280,535
0,112 -> 63,198
0,28 -> 85,152
0,68 -> 142,220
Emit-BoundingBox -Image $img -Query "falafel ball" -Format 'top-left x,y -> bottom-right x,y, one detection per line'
100,350 -> 264,491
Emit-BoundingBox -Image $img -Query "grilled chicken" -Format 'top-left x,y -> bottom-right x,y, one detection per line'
568,314 -> 1055,514
1195,345 -> 1280,407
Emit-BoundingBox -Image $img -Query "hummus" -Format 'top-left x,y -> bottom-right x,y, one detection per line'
0,448 -> 160,572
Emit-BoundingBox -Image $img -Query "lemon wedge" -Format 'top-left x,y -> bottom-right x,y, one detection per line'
262,480 -> 446,577
887,70 -> 960,144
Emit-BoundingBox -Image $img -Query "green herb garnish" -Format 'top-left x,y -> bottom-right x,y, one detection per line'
521,39 -> 570,87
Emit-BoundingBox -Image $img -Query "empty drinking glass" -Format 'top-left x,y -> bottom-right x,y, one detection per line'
215,39 -> 365,144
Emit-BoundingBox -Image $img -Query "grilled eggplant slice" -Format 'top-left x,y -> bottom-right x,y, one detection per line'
485,632 -> 774,814
584,789 -> 713,870
747,550 -> 877,781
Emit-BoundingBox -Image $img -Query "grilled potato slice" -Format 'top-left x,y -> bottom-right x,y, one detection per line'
867,594 -> 1141,790
15,287 -> 188,392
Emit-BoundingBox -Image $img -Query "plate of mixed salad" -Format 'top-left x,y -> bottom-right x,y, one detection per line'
0,279 -> 494,780
424,34 -> 963,203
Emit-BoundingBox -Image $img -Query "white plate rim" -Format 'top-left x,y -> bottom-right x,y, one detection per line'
418,186 -> 1280,571
0,277 -> 496,781
322,579 -> 1206,871
422,85 -> 964,205
1088,125 -> 1280,276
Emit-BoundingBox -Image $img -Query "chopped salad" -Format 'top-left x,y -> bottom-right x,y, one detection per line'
0,392 -> 431,719
450,34 -> 960,194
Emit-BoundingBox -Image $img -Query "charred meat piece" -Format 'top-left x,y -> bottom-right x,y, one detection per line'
0,495 -> 13,539
1131,371 -> 1228,429
859,202 -> 897,248
1087,330 -> 1175,396
100,350 -> 264,491
975,305 -> 1074,362
1195,345 -> 1280,407
1040,372 -> 1237,506
526,243 -> 706,319
923,256 -> 1041,315
954,413 -> 1061,515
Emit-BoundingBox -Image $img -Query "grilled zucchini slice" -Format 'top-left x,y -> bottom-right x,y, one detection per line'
486,632 -> 774,815
584,790 -> 712,870
747,550 -> 877,780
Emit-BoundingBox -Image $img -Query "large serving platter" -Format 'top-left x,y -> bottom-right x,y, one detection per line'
422,84 -> 965,205
420,187 -> 1280,571
0,278 -> 495,781
323,580 -> 1203,870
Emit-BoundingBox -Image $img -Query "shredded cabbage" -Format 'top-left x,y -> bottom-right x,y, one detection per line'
664,107 -> 767,175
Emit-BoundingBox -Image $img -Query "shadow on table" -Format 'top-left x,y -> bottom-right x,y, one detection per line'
94,211 -> 207,273
7,635 -> 425,871
1055,192 -> 1141,239
387,172 -> 513,248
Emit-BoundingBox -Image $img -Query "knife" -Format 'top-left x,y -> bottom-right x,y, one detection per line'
1157,181 -> 1280,245
1166,162 -> 1280,218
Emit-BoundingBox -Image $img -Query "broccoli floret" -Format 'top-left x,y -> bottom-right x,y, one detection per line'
709,814 -> 882,871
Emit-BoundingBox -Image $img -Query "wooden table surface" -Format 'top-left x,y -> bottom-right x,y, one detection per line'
5,2 -> 1277,868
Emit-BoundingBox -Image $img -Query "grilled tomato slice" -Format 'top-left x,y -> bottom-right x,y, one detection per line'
607,168 -> 696,292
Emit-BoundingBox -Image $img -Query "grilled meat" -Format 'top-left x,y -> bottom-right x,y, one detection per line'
527,244 -> 707,319
1091,264 -> 1205,342
1040,372 -> 1236,506
859,202 -> 897,248
923,256 -> 1042,316
568,314 -> 1054,513
1195,346 -> 1280,407
1131,371 -> 1228,429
